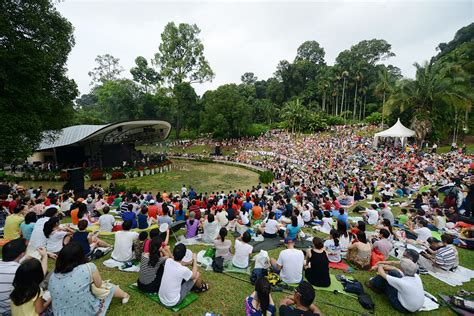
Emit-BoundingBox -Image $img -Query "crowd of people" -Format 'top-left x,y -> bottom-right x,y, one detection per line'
0,125 -> 473,315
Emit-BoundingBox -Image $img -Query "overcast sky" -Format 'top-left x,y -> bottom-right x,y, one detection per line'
56,0 -> 473,97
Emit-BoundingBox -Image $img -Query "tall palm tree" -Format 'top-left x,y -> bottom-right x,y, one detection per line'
374,68 -> 393,128
340,71 -> 349,117
385,61 -> 471,143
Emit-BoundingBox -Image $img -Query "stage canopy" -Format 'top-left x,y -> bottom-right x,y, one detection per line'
374,118 -> 416,146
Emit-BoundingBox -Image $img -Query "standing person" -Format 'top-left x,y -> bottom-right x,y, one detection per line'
305,237 -> 331,287
279,282 -> 321,315
270,238 -> 304,284
0,239 -> 27,315
111,220 -> 139,262
245,277 -> 276,316
49,243 -> 130,316
366,258 -> 424,313
158,244 -> 209,307
10,253 -> 50,316
233,231 -> 254,269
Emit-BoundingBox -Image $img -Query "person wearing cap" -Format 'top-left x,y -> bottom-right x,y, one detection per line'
270,238 -> 304,284
367,258 -> 424,313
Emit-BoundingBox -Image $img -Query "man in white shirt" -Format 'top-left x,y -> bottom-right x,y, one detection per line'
271,238 -> 304,284
159,244 -> 208,306
98,206 -> 115,232
367,258 -> 424,313
0,239 -> 27,315
232,232 -> 253,268
408,218 -> 432,243
111,220 -> 139,262
362,205 -> 379,225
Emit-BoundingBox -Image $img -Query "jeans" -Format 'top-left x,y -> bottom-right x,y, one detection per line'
370,271 -> 410,313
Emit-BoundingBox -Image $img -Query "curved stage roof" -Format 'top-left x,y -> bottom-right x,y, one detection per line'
37,120 -> 171,151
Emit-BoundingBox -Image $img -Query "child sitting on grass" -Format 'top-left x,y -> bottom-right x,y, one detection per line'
134,231 -> 148,261
71,220 -> 112,257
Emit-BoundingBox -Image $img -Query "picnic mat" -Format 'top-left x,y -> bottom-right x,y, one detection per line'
249,238 -> 312,253
427,265 -> 474,287
223,261 -> 251,275
285,274 -> 357,298
128,283 -> 198,312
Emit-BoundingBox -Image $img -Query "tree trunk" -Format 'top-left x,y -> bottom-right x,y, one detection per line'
353,81 -> 358,120
322,91 -> 326,113
381,92 -> 386,128
341,78 -> 346,117
335,93 -> 339,116
363,94 -> 367,120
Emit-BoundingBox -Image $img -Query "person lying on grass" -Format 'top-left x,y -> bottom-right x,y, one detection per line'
158,243 -> 209,307
279,281 -> 321,316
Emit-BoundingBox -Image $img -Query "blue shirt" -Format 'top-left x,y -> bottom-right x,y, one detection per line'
337,213 -> 349,226
175,211 -> 186,222
20,222 -> 35,240
122,211 -> 137,229
286,224 -> 300,239
137,213 -> 148,229
243,202 -> 253,211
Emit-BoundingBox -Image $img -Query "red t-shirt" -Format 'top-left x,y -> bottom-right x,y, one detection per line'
148,205 -> 158,219
8,200 -> 17,213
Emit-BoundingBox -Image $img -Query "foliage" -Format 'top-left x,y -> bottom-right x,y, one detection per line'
173,82 -> 199,138
241,72 -> 258,85
294,40 -> 325,65
95,79 -> 142,121
88,54 -> 124,86
307,113 -> 328,132
326,115 -> 345,126
280,99 -> 307,133
258,170 -> 275,184
365,112 -> 382,125
245,124 -> 270,137
154,22 -> 214,86
0,0 -> 78,163
130,56 -> 160,93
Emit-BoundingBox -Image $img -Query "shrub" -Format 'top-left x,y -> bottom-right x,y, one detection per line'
365,112 -> 382,125
327,115 -> 345,126
245,123 -> 270,137
259,170 -> 274,184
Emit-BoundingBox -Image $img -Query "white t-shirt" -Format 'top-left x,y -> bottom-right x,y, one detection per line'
435,216 -> 446,230
324,239 -> 341,263
29,217 -> 50,249
321,217 -> 333,233
46,230 -> 68,253
159,258 -> 193,307
264,219 -> 279,235
111,231 -> 139,262
232,240 -> 253,268
99,214 -> 115,232
216,211 -> 229,227
386,274 -> 424,312
414,227 -> 432,242
277,248 -> 304,284
297,215 -> 304,228
302,210 -> 311,222
202,221 -> 220,243
367,209 -> 379,225
240,212 -> 250,225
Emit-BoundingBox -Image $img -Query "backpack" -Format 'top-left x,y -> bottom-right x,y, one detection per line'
341,279 -> 364,295
358,293 -> 375,310
250,268 -> 268,285
212,256 -> 224,273
265,272 -> 282,286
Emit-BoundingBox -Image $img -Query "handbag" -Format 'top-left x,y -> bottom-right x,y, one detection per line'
86,263 -> 112,299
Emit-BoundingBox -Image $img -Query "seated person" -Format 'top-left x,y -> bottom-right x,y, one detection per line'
158,206 -> 173,226
71,220 -> 112,256
185,212 -> 200,238
175,204 -> 186,222
321,211 -> 333,234
324,229 -> 342,265
271,238 -> 304,284
44,217 -> 74,254
372,228 -> 393,260
245,277 -> 276,316
305,237 -> 330,287
366,258 -> 424,313
137,206 -> 150,229
202,214 -> 220,243
133,231 -> 148,261
158,244 -> 208,307
407,218 -> 432,243
121,204 -> 137,229
4,206 -> 25,240
279,282 -> 321,315
98,206 -> 115,232
137,232 -> 172,293
258,212 -> 280,238
215,227 -> 233,261
20,211 -> 37,242
418,234 -> 458,272
361,204 -> 379,225
285,216 -> 301,241
347,231 -> 372,270
111,220 -> 139,262
337,208 -> 349,228
433,209 -> 446,230
396,208 -> 409,226
233,231 -> 253,269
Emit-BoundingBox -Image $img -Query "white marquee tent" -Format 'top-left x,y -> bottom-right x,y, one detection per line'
374,118 -> 416,146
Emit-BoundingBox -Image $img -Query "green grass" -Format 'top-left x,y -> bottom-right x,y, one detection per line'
436,144 -> 474,154
138,144 -> 235,156
20,160 -> 259,195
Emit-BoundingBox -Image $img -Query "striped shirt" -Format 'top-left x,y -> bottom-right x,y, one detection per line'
435,245 -> 457,271
0,261 -> 20,314
138,254 -> 166,285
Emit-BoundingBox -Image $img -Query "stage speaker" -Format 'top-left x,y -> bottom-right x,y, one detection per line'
64,168 -> 84,193
214,145 -> 222,156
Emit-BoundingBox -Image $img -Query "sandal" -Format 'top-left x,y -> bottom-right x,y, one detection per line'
193,283 -> 209,293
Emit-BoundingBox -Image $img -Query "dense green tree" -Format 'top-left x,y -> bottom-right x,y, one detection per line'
200,84 -> 251,138
241,72 -> 258,85
88,54 -> 124,86
95,79 -> 142,121
280,99 -> 307,133
173,82 -> 198,137
294,40 -> 325,65
154,22 -> 214,86
130,56 -> 160,93
0,0 -> 78,163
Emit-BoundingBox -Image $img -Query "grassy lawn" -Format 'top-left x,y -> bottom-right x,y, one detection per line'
436,144 -> 474,154
20,160 -> 260,194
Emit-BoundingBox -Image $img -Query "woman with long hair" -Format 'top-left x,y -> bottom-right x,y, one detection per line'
43,217 -> 74,254
258,212 -> 280,238
336,219 -> 351,257
245,277 -> 275,316
347,231 -> 372,270
285,215 -> 301,241
137,235 -> 172,293
49,242 -> 130,315
214,227 -> 233,261
304,237 -> 331,287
